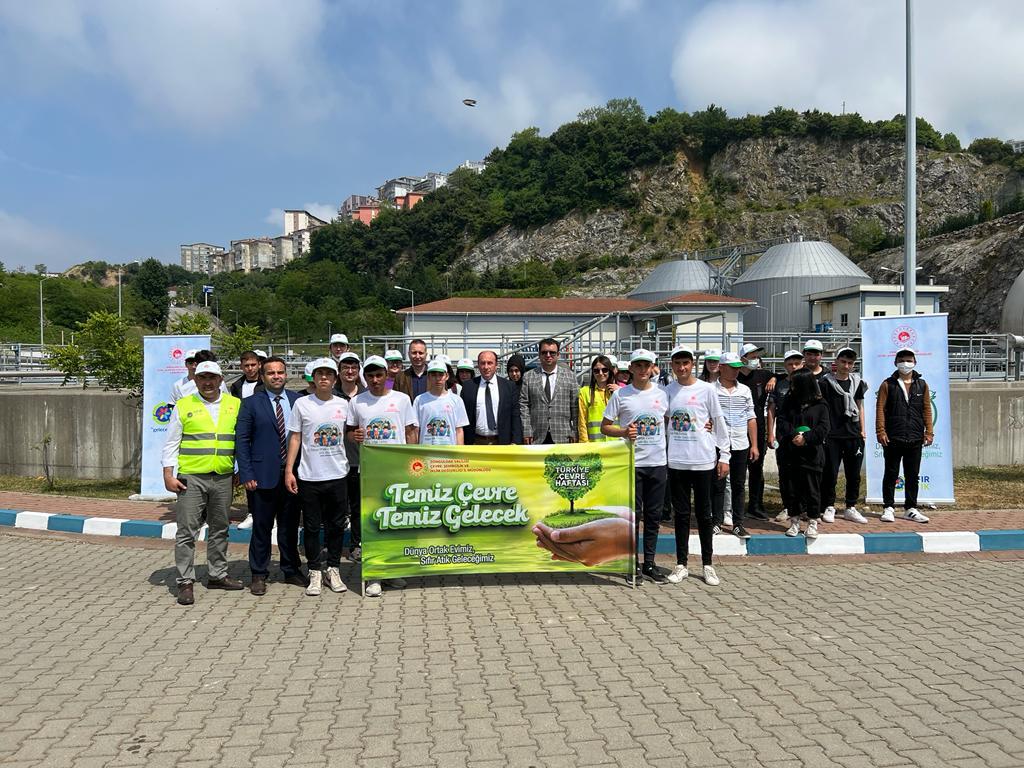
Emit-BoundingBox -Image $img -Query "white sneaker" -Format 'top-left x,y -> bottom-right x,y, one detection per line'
305,570 -> 322,596
723,512 -> 733,528
774,509 -> 790,523
365,580 -> 382,597
703,565 -> 720,586
785,520 -> 801,537
902,508 -> 930,523
387,578 -> 407,590
712,525 -> 722,535
325,567 -> 347,593
844,506 -> 868,524
666,565 -> 689,584
237,513 -> 254,530
822,506 -> 836,523
806,519 -> 819,539
880,507 -> 896,522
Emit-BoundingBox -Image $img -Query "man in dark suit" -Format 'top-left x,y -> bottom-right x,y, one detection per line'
461,350 -> 523,445
235,356 -> 305,594
229,350 -> 265,399
520,337 -> 578,444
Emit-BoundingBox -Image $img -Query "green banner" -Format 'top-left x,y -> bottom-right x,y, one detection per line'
360,441 -> 635,580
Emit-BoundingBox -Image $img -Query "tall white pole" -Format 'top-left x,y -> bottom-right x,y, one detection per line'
904,0 -> 916,316
117,267 -> 122,317
39,279 -> 44,346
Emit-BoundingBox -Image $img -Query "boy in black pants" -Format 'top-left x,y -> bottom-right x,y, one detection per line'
819,347 -> 869,524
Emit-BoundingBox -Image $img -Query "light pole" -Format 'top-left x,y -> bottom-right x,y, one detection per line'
280,318 -> 290,351
904,0 -> 917,316
394,285 -> 415,335
881,266 -> 922,313
327,320 -> 333,340
39,274 -> 55,346
117,266 -> 122,317
769,290 -> 789,353
229,309 -> 239,328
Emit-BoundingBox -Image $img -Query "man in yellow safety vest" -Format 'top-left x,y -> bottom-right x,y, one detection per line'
162,360 -> 244,605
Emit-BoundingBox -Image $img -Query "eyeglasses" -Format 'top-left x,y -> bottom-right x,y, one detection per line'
540,350 -> 558,356
592,367 -> 609,374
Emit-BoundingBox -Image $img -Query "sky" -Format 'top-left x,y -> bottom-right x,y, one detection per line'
1,0 -> 1022,272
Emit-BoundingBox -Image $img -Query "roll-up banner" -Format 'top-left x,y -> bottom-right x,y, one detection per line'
861,314 -> 954,504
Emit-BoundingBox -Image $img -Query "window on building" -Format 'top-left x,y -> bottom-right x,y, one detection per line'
873,311 -> 886,317
840,313 -> 849,327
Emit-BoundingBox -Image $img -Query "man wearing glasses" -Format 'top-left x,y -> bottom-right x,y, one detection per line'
520,338 -> 578,444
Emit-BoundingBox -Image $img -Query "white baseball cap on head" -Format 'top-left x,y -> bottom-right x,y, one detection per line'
703,349 -> 722,361
457,358 -> 474,370
194,361 -> 223,376
783,349 -> 803,361
670,345 -> 695,359
436,354 -> 451,366
719,352 -> 745,368
630,348 -> 657,364
254,350 -> 268,359
384,349 -> 404,362
338,351 -> 360,364
310,357 -> 338,376
185,349 -> 200,361
329,333 -> 349,345
304,361 -> 315,380
740,342 -> 764,357
895,347 -> 916,359
363,355 -> 387,371
427,358 -> 448,373
803,339 -> 824,352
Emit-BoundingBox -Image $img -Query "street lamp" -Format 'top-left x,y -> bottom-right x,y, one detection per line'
117,266 -> 122,317
327,320 -> 333,340
280,318 -> 290,351
394,285 -> 415,335
39,274 -> 55,346
881,266 -> 922,312
229,309 -> 239,328
769,290 -> 789,353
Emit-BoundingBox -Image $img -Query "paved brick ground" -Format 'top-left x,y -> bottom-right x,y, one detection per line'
2,530 -> 1023,768
1,490 -> 1021,533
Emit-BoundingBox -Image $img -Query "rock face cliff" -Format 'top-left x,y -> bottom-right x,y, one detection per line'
456,136 -> 1021,325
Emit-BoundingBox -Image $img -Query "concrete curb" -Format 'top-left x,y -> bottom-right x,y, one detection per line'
3,508 -> 1024,556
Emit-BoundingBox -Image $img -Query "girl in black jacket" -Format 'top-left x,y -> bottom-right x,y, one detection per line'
779,370 -> 831,539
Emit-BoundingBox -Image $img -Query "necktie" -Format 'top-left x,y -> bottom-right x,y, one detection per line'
485,380 -> 497,432
274,396 -> 287,461
544,372 -> 552,402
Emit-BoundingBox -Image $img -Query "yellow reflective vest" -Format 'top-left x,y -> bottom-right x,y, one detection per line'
176,393 -> 241,475
578,385 -> 613,442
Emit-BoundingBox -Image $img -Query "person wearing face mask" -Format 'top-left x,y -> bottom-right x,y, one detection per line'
737,343 -> 776,521
875,348 -> 933,523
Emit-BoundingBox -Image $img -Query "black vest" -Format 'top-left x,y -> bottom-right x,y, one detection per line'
883,374 -> 926,442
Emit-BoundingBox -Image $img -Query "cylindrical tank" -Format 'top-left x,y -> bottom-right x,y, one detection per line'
629,259 -> 714,303
1001,267 -> 1024,336
732,240 -> 869,332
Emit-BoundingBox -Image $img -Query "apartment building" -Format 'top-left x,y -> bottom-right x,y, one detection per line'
180,243 -> 226,274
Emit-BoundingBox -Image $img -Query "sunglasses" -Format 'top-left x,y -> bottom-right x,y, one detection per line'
592,367 -> 609,374
540,350 -> 558,356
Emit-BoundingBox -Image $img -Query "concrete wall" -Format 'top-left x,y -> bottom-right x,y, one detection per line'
949,381 -> 1024,467
0,388 -> 141,479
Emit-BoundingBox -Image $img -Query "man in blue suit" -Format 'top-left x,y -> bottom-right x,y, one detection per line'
235,356 -> 305,594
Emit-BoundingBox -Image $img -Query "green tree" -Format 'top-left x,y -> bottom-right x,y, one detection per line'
132,258 -> 170,329
168,311 -> 213,334
213,323 -> 262,360
543,453 -> 604,514
849,218 -> 886,255
968,138 -> 1013,164
942,132 -> 962,152
35,263 -> 48,275
46,311 -> 143,396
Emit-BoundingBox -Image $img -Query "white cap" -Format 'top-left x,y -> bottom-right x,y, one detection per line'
630,348 -> 657,364
669,345 -> 695,359
384,348 -> 404,362
803,339 -> 824,352
703,349 -> 722,361
304,361 -> 315,380
740,342 -> 764,357
435,353 -> 451,366
783,349 -> 803,361
185,349 -> 200,361
338,351 -> 360,364
329,333 -> 349,345
427,358 -> 448,373
836,346 -> 857,358
254,349 -> 267,359
310,357 -> 338,375
363,355 -> 387,370
194,361 -> 223,376
457,357 -> 474,370
895,347 -> 916,358
719,352 -> 745,368
607,355 -> 619,368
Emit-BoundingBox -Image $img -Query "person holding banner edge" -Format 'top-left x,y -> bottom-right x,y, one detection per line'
875,347 -> 933,523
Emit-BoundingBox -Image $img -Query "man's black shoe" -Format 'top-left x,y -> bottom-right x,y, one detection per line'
641,563 -> 669,584
733,525 -> 752,540
746,508 -> 769,521
283,572 -> 309,587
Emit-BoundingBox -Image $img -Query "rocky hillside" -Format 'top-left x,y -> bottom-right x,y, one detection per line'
457,136 -> 1021,310
859,211 -> 1024,334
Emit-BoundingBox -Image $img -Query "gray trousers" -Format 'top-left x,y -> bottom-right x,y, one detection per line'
175,472 -> 233,585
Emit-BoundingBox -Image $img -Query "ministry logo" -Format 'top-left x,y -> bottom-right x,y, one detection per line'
891,326 -> 917,348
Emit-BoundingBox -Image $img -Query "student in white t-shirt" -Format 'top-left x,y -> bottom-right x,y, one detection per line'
663,346 -> 731,587
346,355 -> 418,597
415,359 -> 469,445
713,352 -> 759,540
602,348 -> 670,585
283,357 -> 350,598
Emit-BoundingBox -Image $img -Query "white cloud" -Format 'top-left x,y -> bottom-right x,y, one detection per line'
671,0 -> 1024,142
0,0 -> 335,134
421,49 -> 601,146
0,210 -> 101,272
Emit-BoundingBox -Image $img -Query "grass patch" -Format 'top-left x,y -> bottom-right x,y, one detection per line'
0,474 -> 138,499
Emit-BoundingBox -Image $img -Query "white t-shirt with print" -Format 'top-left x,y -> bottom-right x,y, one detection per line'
602,383 -> 668,468
346,389 -> 417,446
414,391 -> 469,446
287,394 -> 350,481
664,379 -> 731,471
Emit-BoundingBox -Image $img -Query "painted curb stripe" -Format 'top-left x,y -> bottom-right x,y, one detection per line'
3,507 -> 1023,558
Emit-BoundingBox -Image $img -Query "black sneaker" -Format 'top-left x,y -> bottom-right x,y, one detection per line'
641,563 -> 669,584
746,508 -> 769,521
732,525 -> 752,540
